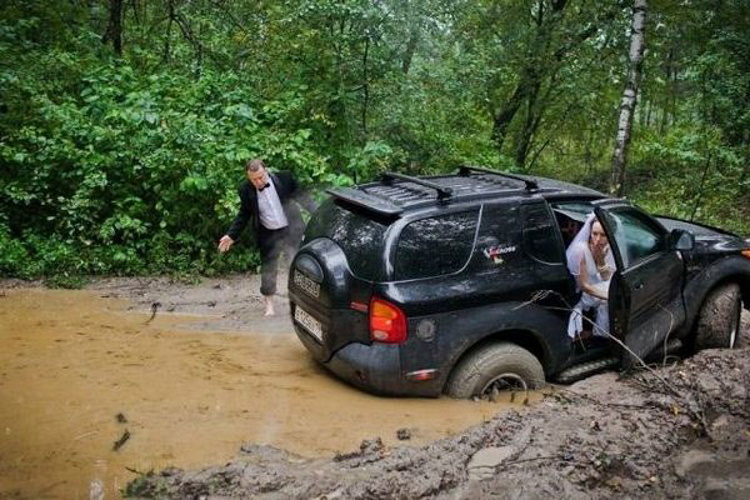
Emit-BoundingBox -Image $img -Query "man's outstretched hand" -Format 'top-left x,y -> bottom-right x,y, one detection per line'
218,235 -> 234,253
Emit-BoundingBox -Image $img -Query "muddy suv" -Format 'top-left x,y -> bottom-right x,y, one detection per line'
288,166 -> 750,398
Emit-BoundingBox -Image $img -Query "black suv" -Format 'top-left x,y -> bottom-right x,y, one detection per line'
288,166 -> 750,398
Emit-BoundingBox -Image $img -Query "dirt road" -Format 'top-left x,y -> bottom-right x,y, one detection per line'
0,276 -> 525,498
128,346 -> 750,499
1,275 -> 748,499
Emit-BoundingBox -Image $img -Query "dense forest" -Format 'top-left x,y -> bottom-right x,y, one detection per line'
1,0 -> 748,281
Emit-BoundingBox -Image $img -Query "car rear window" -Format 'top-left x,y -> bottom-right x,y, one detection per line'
394,209 -> 479,280
304,198 -> 389,280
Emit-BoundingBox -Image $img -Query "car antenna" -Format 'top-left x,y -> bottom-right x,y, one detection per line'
458,165 -> 539,191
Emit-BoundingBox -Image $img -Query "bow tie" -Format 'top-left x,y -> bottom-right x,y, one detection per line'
257,183 -> 270,192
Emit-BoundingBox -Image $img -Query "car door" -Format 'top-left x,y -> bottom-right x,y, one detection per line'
593,201 -> 686,363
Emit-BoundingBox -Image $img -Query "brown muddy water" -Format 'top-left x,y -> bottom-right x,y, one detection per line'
0,289 -> 538,498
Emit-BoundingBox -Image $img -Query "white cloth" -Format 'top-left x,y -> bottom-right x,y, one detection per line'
566,213 -> 616,338
257,177 -> 289,230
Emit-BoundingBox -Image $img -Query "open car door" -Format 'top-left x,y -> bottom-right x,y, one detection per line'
593,200 -> 686,364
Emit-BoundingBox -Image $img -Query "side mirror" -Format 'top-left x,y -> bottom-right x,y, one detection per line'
669,229 -> 695,251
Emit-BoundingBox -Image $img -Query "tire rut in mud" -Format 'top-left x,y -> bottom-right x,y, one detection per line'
126,347 -> 750,499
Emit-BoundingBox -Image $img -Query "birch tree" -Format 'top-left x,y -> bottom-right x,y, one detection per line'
610,0 -> 647,196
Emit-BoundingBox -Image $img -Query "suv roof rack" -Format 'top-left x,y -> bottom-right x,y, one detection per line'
381,172 -> 454,201
326,187 -> 404,216
458,165 -> 539,191
328,167 -> 544,218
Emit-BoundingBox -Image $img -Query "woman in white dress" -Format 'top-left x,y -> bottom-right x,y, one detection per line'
566,213 -> 616,339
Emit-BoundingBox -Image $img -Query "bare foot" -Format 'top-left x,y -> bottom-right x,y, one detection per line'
264,296 -> 275,316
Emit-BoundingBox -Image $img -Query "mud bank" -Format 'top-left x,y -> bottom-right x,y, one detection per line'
127,348 -> 750,499
1,275 -> 748,499
87,276 -> 750,500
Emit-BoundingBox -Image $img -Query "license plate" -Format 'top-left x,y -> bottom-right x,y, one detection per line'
294,306 -> 323,341
294,270 -> 320,299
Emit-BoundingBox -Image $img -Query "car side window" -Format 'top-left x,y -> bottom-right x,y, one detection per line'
395,210 -> 479,280
605,209 -> 665,269
522,203 -> 563,264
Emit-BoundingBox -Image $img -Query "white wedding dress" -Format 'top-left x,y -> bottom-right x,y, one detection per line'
565,214 -> 616,339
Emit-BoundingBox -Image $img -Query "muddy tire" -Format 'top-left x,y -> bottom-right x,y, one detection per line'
694,283 -> 742,351
445,342 -> 544,399
738,309 -> 750,348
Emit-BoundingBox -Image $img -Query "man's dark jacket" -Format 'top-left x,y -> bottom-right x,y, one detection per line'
226,171 -> 316,243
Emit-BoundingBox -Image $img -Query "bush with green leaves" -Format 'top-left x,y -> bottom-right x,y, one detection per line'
1,1 -> 748,280
1,24 -> 330,278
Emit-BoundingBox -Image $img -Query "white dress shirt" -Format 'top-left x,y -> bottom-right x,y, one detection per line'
257,177 -> 289,230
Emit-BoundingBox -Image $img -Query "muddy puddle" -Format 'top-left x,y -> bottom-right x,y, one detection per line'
0,289 -> 540,498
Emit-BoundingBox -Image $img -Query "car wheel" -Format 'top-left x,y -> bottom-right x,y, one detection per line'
445,342 -> 544,399
695,282 -> 742,350
738,307 -> 750,348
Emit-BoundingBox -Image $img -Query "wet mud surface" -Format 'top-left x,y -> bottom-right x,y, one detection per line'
129,351 -> 750,500
0,277 -> 513,498
1,275 -> 749,499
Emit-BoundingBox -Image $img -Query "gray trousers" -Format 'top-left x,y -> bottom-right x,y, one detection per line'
257,225 -> 300,296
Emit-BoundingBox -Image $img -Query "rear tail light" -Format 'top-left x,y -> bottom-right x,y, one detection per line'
369,298 -> 407,344
742,249 -> 750,259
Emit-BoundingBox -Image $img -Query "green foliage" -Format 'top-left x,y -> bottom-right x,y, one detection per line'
44,273 -> 90,290
0,223 -> 29,277
0,14 -> 327,278
629,125 -> 750,235
122,470 -> 169,498
0,0 -> 748,280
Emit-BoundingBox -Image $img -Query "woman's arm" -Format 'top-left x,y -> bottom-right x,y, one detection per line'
592,244 -> 613,281
579,255 -> 609,300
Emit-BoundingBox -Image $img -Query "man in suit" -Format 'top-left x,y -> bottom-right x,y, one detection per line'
218,159 -> 317,316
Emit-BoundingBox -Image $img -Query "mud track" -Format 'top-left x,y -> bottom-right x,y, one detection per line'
1,275 -> 749,499
0,276 -> 504,498
113,276 -> 750,499
130,352 -> 750,500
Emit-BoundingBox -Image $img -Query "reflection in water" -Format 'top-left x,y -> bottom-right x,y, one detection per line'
0,289 -> 541,498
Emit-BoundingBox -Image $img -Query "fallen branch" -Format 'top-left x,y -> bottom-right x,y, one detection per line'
514,290 -> 682,397
113,429 -> 131,451
522,290 -> 725,435
658,303 -> 676,367
145,302 -> 161,324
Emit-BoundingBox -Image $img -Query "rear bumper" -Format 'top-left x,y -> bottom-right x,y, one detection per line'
327,342 -> 443,398
295,326 -> 442,397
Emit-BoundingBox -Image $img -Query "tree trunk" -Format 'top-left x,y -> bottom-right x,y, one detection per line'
610,0 -> 647,197
101,0 -> 124,56
491,84 -> 526,151
402,25 -> 420,75
361,35 -> 370,139
491,0 -> 607,162
162,0 -> 175,63
514,80 -> 542,167
171,8 -> 204,78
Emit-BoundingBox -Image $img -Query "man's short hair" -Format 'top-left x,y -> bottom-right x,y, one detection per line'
246,159 -> 266,173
